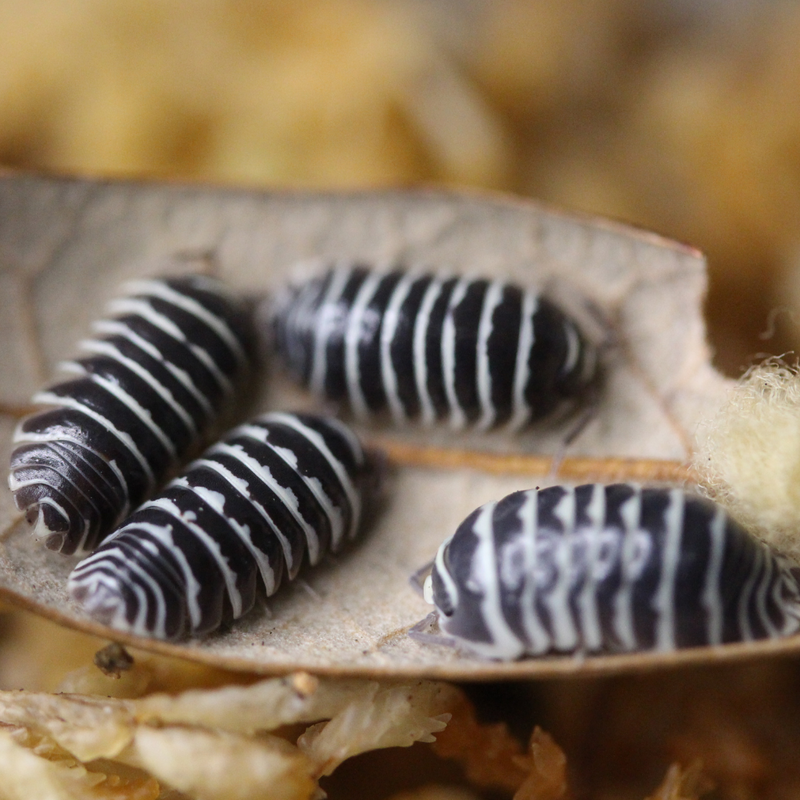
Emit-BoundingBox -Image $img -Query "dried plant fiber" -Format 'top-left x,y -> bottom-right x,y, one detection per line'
694,361 -> 800,561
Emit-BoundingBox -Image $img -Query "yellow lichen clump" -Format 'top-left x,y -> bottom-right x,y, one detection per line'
694,362 -> 800,559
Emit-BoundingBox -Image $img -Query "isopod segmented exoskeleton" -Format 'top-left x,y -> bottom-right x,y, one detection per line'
68,412 -> 375,640
423,483 -> 800,659
8,275 -> 253,554
270,265 -> 600,431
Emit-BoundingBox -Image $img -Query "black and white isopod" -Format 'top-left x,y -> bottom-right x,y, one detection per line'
68,412 -> 374,640
8,275 -> 253,554
271,265 -> 600,430
423,483 -> 800,659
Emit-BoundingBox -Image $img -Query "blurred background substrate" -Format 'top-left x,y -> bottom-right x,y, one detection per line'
4,0 -> 800,372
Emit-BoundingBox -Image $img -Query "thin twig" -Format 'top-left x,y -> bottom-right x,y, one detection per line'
370,436 -> 695,484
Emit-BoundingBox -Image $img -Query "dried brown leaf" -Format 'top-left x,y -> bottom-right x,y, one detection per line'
513,728 -> 569,800
0,173 -> 754,680
431,697 -> 570,800
644,762 -> 712,800
431,690 -> 527,792
386,788 -> 482,800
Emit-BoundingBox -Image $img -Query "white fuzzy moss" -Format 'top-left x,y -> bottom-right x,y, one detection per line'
694,361 -> 800,561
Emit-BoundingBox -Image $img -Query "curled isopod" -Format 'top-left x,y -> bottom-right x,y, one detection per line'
8,274 -> 254,554
270,264 -> 601,431
422,483 -> 800,659
68,412 -> 376,640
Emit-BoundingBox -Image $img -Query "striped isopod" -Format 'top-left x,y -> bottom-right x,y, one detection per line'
423,483 -> 800,659
8,275 -> 253,555
68,412 -> 374,640
270,265 -> 600,431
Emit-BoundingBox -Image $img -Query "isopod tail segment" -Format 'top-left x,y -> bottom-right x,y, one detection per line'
8,274 -> 255,555
540,274 -> 616,468
68,412 -> 379,641
415,483 -> 800,660
267,263 -> 610,434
